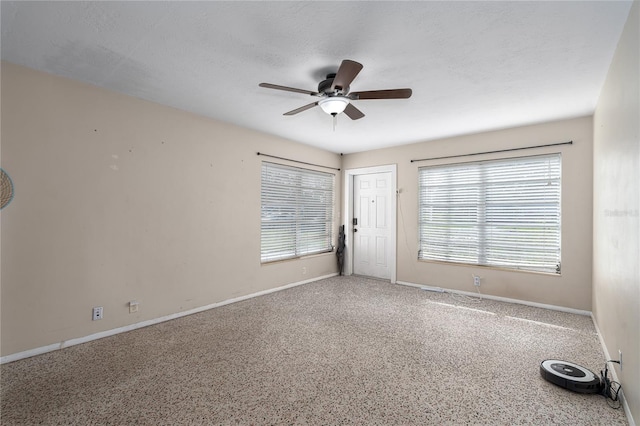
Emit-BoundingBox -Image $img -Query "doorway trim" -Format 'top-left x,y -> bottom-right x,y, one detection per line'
343,164 -> 397,283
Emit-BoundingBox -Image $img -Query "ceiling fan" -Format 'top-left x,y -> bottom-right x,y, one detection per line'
259,59 -> 412,120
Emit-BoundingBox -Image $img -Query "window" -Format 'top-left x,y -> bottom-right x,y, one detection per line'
261,162 -> 335,263
418,154 -> 561,274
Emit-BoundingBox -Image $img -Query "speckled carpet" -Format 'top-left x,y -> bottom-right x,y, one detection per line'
1,275 -> 627,425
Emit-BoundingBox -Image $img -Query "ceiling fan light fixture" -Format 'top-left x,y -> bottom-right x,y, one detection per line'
318,96 -> 349,116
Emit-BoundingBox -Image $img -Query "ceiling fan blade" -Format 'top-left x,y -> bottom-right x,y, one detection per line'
343,103 -> 365,120
283,101 -> 319,116
259,83 -> 319,96
349,88 -> 413,100
331,60 -> 363,92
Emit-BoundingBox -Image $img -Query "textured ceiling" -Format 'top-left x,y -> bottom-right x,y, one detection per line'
1,1 -> 633,154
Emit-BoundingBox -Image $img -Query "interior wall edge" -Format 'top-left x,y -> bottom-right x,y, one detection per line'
592,314 -> 636,426
591,1 -> 640,422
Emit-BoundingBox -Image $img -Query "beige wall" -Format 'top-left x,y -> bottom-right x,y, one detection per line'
593,1 -> 639,422
344,116 -> 593,311
0,62 -> 341,357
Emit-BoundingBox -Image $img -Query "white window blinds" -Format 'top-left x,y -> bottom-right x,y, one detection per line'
261,162 -> 335,263
418,154 -> 561,274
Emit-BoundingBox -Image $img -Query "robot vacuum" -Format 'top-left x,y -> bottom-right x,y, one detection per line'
540,360 -> 603,394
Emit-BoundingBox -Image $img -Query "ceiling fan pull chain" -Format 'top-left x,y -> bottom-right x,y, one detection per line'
333,114 -> 337,132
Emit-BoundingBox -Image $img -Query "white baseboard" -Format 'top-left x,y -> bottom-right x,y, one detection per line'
1,273 -> 338,365
395,280 -> 591,316
591,314 -> 635,426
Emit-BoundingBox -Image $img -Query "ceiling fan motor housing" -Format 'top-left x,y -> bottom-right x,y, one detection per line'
318,73 -> 348,95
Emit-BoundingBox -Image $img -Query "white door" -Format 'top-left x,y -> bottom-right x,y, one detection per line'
353,172 -> 392,279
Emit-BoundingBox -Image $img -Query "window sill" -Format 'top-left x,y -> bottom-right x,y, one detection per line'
417,258 -> 562,277
261,249 -> 335,265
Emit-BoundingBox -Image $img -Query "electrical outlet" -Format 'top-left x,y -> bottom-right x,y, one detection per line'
129,301 -> 139,313
92,306 -> 103,321
473,276 -> 481,286
619,350 -> 622,371
302,266 -> 307,275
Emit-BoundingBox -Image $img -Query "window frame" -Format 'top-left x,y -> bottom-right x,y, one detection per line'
417,153 -> 562,275
260,161 -> 335,263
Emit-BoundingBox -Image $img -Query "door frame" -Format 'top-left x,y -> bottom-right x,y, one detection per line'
343,164 -> 397,283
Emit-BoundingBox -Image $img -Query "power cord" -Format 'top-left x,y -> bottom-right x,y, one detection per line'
448,274 -> 483,304
449,290 -> 483,304
600,360 -> 622,409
